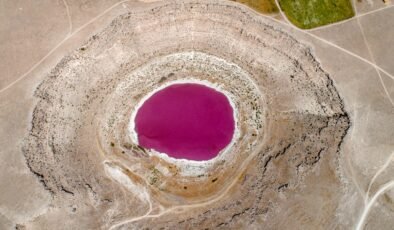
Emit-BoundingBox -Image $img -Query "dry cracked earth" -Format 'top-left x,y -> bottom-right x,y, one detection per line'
1,0 -> 393,230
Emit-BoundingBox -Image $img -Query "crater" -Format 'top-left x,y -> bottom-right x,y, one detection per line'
22,1 -> 350,229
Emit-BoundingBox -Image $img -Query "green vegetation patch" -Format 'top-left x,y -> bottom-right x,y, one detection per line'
279,0 -> 355,29
232,0 -> 279,14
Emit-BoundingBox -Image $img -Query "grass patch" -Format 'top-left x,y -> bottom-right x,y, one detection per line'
279,0 -> 355,29
232,0 -> 279,14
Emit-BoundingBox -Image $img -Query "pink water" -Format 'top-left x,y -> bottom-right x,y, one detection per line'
135,83 -> 235,161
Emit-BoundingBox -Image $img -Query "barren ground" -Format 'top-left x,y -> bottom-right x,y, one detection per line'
0,0 -> 393,229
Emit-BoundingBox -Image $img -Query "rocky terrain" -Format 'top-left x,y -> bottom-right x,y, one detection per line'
21,1 -> 351,229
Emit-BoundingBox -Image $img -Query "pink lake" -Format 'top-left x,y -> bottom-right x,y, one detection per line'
134,83 -> 235,161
